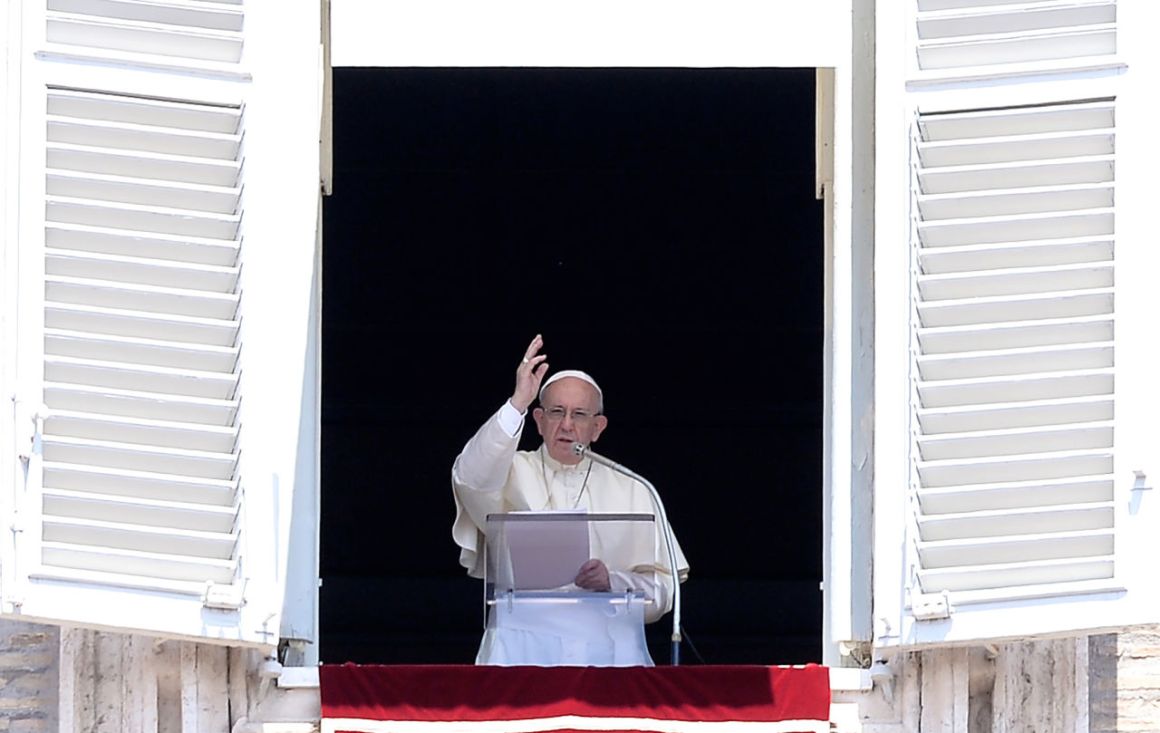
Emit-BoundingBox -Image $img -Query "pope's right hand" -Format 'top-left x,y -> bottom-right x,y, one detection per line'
511,334 -> 549,413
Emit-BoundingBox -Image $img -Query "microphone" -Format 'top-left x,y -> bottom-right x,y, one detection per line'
571,441 -> 632,474
572,442 -> 684,665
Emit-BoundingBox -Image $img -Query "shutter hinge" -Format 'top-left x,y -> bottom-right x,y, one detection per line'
202,580 -> 246,610
911,589 -> 953,621
13,400 -> 45,465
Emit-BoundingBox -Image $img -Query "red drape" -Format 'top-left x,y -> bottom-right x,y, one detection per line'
321,664 -> 830,733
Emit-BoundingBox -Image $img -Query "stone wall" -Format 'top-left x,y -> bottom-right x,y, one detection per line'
4,618 -> 1160,732
1090,626 -> 1160,733
0,621 -> 59,733
835,628 -> 1160,733
834,639 -> 1086,732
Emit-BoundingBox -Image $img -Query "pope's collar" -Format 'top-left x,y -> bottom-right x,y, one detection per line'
539,444 -> 592,473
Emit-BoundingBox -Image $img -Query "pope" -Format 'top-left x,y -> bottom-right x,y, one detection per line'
451,334 -> 689,666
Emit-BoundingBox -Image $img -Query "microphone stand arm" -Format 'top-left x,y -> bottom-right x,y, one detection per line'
574,444 -> 682,665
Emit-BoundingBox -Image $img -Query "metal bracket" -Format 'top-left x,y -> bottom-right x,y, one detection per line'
14,400 -> 43,464
202,580 -> 246,610
869,659 -> 895,704
912,590 -> 953,621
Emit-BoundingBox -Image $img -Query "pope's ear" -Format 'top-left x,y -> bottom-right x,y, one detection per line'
531,407 -> 547,436
590,415 -> 609,442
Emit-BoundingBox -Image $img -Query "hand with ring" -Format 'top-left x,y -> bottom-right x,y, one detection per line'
512,334 -> 549,413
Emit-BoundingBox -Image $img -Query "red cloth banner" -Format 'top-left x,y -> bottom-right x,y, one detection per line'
321,664 -> 830,733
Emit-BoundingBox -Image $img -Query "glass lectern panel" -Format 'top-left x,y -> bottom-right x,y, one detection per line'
483,512 -> 657,604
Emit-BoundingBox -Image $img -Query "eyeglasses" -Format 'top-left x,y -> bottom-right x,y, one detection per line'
541,406 -> 601,425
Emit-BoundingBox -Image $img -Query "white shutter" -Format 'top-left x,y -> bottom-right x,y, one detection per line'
3,1 -> 323,648
915,0 -> 1116,72
874,0 -> 1160,646
39,88 -> 244,592
912,99 -> 1116,599
46,0 -> 244,63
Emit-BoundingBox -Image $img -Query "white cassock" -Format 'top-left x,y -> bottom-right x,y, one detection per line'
451,401 -> 689,666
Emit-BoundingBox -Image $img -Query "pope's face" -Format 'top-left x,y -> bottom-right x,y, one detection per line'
533,377 -> 608,465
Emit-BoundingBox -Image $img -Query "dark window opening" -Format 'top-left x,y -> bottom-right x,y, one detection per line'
320,67 -> 824,664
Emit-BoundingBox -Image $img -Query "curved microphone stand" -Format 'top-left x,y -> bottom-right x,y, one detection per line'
572,442 -> 682,665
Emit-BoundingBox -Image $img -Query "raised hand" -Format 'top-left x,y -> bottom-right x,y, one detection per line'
511,334 -> 549,413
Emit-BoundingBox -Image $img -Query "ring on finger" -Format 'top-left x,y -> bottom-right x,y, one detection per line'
521,357 -> 530,364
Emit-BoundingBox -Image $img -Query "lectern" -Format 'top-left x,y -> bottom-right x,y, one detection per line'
481,512 -> 658,666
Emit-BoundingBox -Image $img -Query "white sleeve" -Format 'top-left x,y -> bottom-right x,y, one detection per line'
452,403 -> 523,495
607,567 -> 674,624
450,403 -> 524,576
607,519 -> 689,624
496,399 -> 525,438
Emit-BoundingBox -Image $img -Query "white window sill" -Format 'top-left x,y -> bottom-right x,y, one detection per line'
829,666 -> 873,692
277,666 -> 321,689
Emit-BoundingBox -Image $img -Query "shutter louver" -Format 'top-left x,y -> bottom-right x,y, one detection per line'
916,0 -> 1116,71
46,0 -> 244,63
39,88 -> 245,595
910,99 -> 1117,602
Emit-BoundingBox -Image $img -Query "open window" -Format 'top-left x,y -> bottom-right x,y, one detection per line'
319,66 -> 827,665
